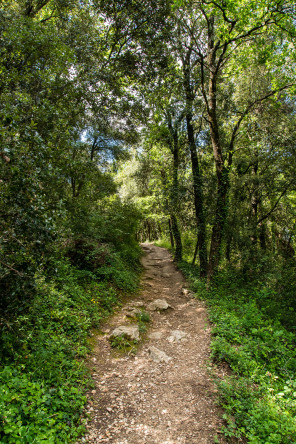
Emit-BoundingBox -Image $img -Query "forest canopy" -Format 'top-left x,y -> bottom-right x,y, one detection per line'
0,0 -> 296,442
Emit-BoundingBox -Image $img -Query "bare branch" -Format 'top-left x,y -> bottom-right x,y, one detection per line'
0,259 -> 23,276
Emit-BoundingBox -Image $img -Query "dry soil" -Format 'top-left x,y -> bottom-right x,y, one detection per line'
79,243 -> 226,444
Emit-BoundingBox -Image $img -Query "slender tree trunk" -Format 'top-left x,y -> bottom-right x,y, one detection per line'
251,157 -> 259,245
186,114 -> 207,276
259,222 -> 266,250
171,146 -> 183,261
207,171 -> 229,282
157,222 -> 162,239
168,115 -> 183,262
183,53 -> 207,275
251,199 -> 258,244
192,237 -> 199,265
171,214 -> 182,262
207,23 -> 230,283
148,220 -> 151,242
225,234 -> 232,262
71,177 -> 76,198
169,217 -> 175,249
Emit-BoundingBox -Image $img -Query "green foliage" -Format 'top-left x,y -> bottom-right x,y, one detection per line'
136,309 -> 150,333
94,247 -> 140,292
136,309 -> 150,324
109,309 -> 150,351
0,242 -> 141,442
0,263 -> 91,442
1,0 -> 296,441
109,334 -> 138,352
65,239 -> 141,293
154,237 -> 172,251
180,262 -> 296,443
0,366 -> 86,443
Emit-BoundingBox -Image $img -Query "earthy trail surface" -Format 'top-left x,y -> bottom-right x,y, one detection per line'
80,244 -> 226,443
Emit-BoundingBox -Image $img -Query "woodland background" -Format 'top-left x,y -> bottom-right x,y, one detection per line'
1,0 -> 296,442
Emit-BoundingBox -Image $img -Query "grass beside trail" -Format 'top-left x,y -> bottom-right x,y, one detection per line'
0,247 -> 141,443
179,262 -> 296,444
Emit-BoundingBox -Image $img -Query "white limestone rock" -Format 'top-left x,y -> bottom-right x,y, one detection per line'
168,330 -> 188,343
125,308 -> 142,319
147,299 -> 171,311
110,325 -> 140,342
148,331 -> 163,340
148,346 -> 172,363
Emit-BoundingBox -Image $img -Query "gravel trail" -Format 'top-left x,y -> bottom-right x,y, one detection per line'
79,244 -> 226,443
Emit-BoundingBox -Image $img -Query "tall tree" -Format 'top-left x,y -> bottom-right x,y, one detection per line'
172,0 -> 296,281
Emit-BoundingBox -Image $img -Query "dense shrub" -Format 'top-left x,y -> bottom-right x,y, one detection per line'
0,233 -> 141,442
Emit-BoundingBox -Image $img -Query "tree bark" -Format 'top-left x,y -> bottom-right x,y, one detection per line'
207,170 -> 229,282
183,53 -> 207,276
169,217 -> 175,249
259,222 -> 267,250
251,156 -> 259,245
225,234 -> 232,262
171,142 -> 183,262
186,115 -> 207,276
192,237 -> 199,265
168,114 -> 183,262
171,213 -> 182,262
207,27 -> 230,283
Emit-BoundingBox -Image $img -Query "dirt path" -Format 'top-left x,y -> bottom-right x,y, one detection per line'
80,244 -> 225,443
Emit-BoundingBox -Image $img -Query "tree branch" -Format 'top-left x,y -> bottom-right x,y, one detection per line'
0,259 -> 23,276
257,180 -> 294,225
227,83 -> 295,167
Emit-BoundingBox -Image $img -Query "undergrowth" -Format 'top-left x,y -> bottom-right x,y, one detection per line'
0,245 -> 141,443
109,310 -> 150,352
179,262 -> 296,444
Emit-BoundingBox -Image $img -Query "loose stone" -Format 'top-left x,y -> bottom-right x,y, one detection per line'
110,325 -> 140,342
147,299 -> 171,311
148,331 -> 163,340
167,330 -> 188,342
148,346 -> 172,363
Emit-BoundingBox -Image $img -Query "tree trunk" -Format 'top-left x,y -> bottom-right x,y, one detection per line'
148,220 -> 151,242
186,113 -> 207,276
251,157 -> 259,245
259,222 -> 267,250
225,234 -> 232,262
206,22 -> 230,283
207,148 -> 229,280
171,147 -> 183,261
171,214 -> 182,262
192,237 -> 199,265
168,114 -> 183,262
169,217 -> 175,249
157,222 -> 162,239
207,170 -> 229,282
183,52 -> 207,276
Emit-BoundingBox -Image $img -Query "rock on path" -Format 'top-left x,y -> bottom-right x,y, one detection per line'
78,243 -> 226,444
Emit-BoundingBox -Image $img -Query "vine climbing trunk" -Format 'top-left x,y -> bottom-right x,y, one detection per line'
171,140 -> 183,262
206,19 -> 230,283
186,116 -> 208,276
171,214 -> 182,262
183,52 -> 207,277
168,217 -> 175,249
251,154 -> 259,246
168,113 -> 183,262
